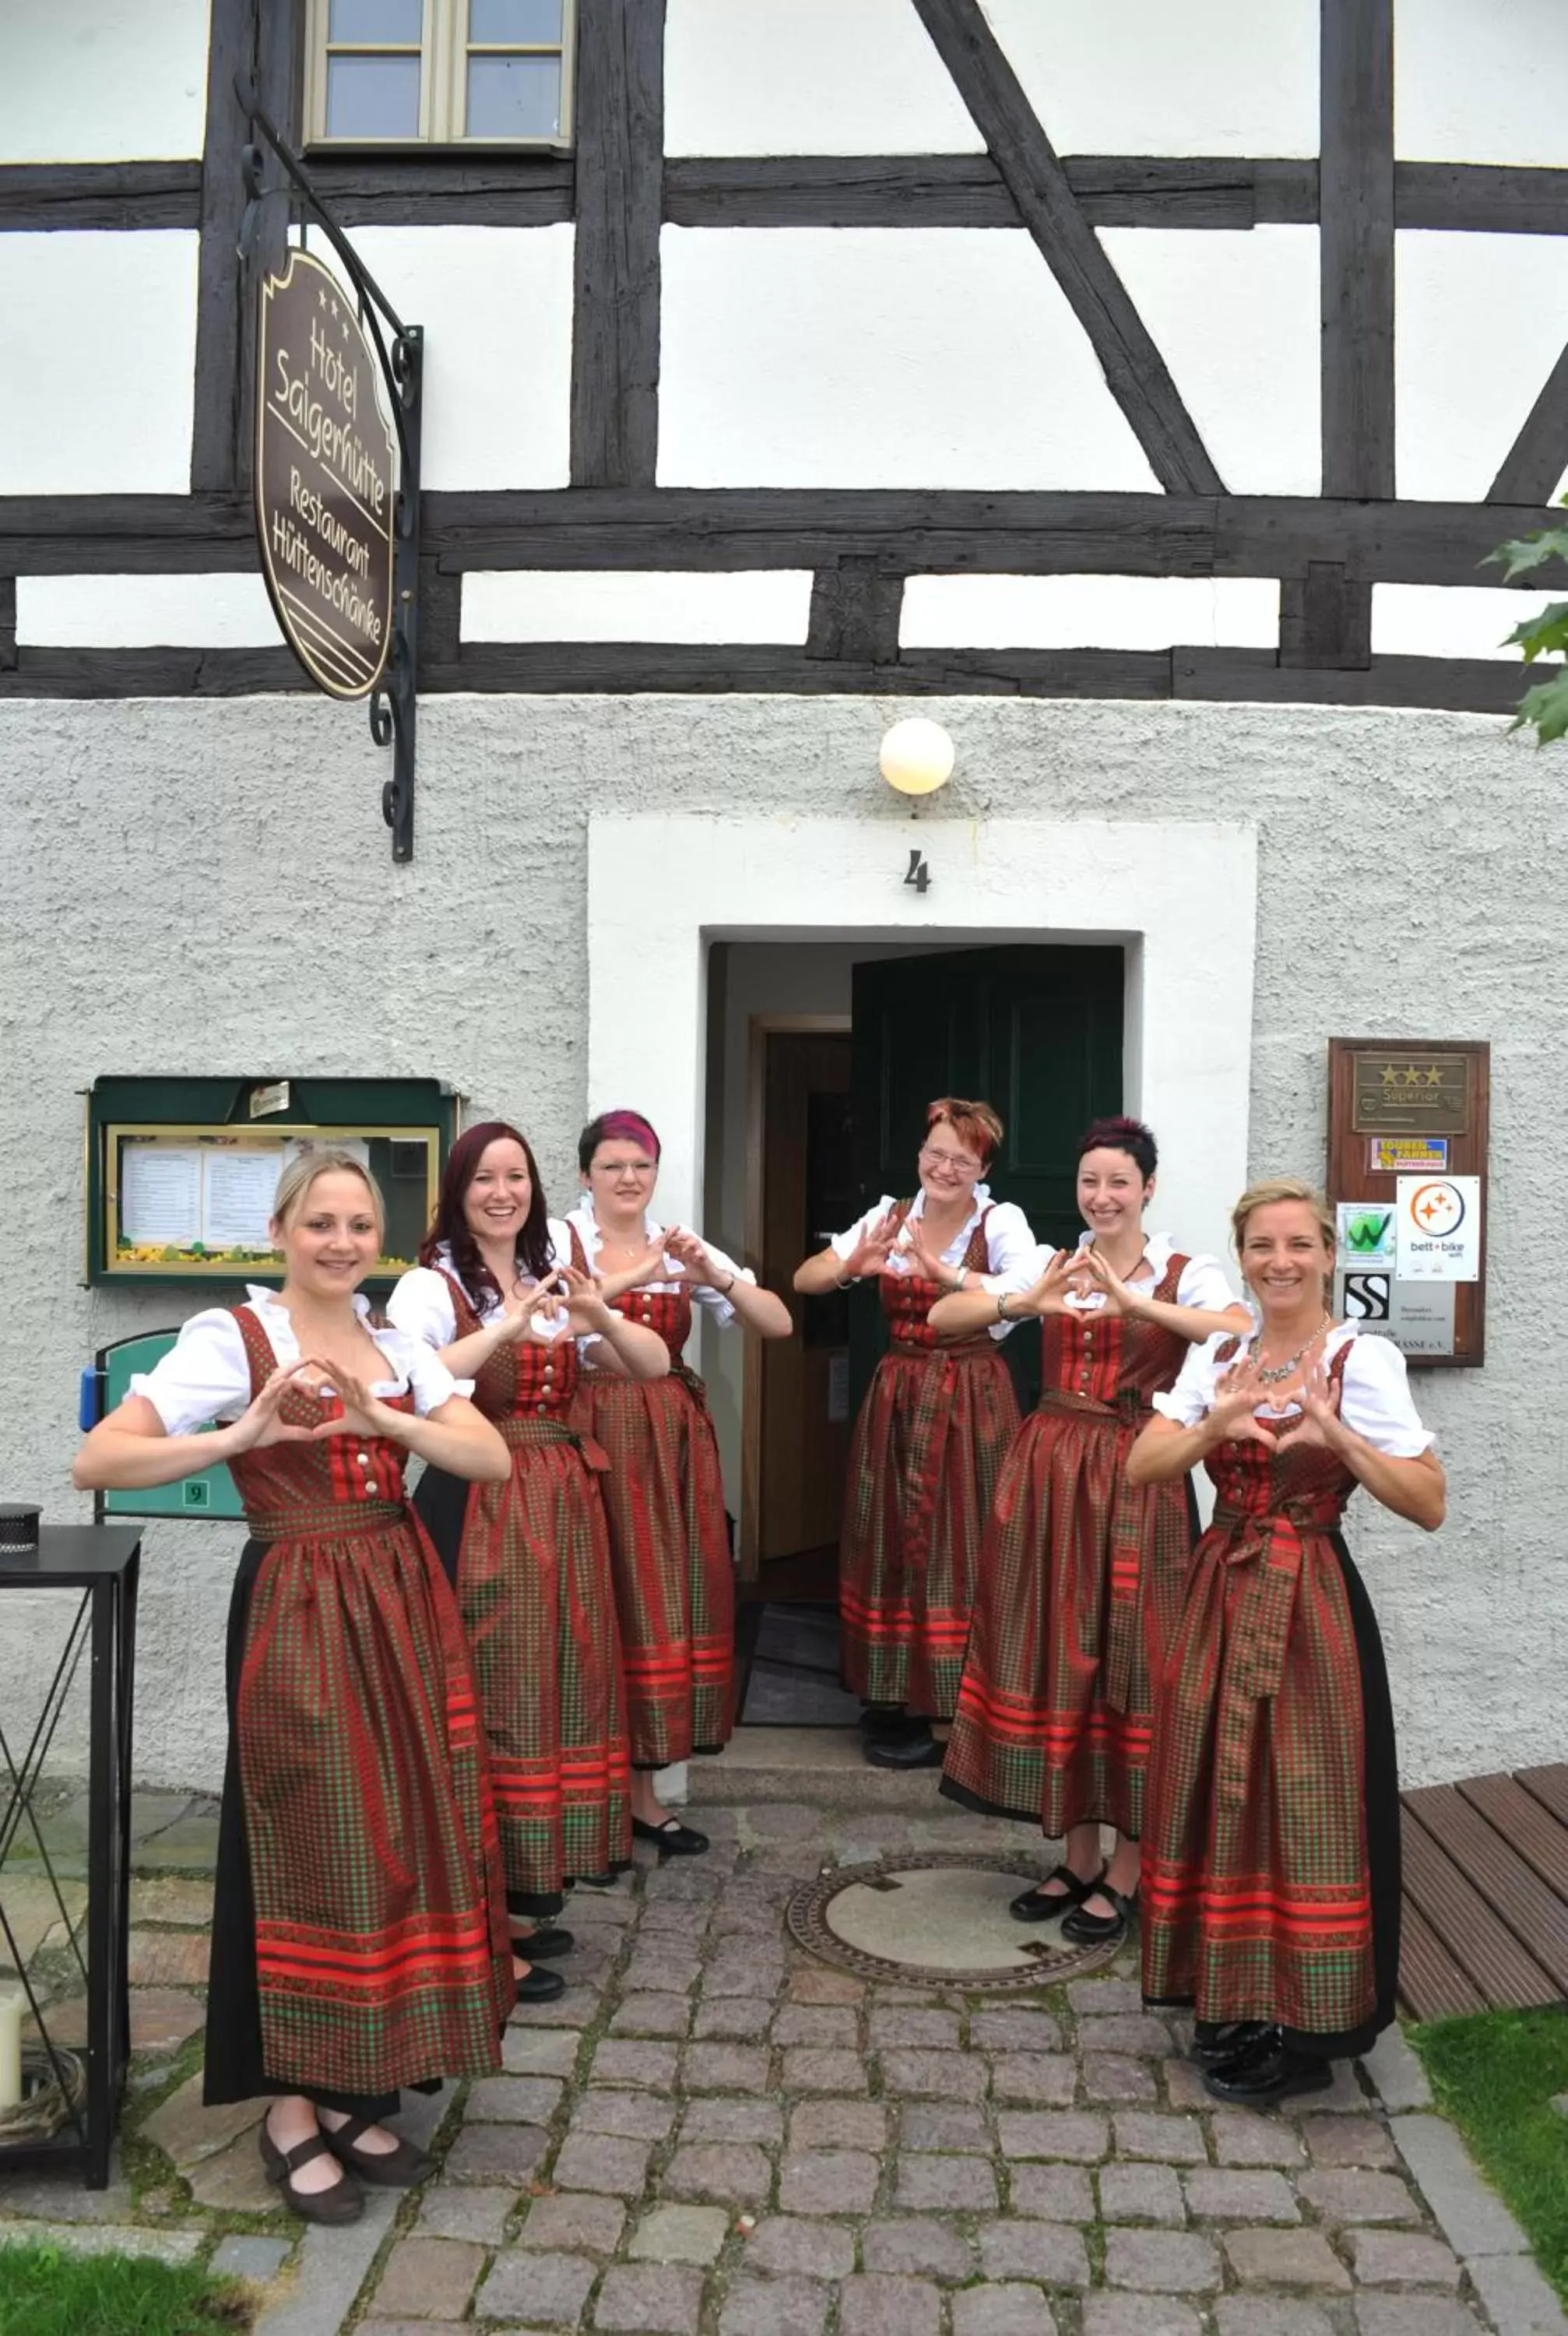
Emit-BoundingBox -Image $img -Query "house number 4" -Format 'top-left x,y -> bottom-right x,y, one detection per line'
904,850 -> 931,894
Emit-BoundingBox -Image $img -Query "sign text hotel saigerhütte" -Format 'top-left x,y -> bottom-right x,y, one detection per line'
255,245 -> 396,700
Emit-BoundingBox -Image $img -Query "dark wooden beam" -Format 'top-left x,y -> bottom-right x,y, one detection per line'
1279,561 -> 1372,668
4,634 -> 1552,719
0,163 -> 202,230
807,564 -> 905,663
0,577 -> 15,673
302,153 -> 573,227
9,151 -> 1568,239
1397,162 -> 1568,237
1320,0 -> 1394,501
190,0 -> 258,492
571,0 -> 664,486
908,0 -> 1224,496
663,155 -> 1320,231
417,554 -> 462,681
6,489 -> 1567,592
0,646 -> 307,697
1487,342 -> 1568,505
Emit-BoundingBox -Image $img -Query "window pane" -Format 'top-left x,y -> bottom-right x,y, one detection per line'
329,0 -> 424,38
469,0 -> 562,40
325,52 -> 421,135
466,54 -> 561,135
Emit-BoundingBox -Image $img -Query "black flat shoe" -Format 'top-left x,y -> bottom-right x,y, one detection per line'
1060,1884 -> 1138,1947
863,1729 -> 941,1769
571,1871 -> 619,1889
1009,1864 -> 1106,1923
320,2114 -> 434,2189
258,2126 -> 365,2225
860,1704 -> 921,1742
1192,2018 -> 1271,2067
514,1925 -> 574,1960
512,1959 -> 568,2001
632,1816 -> 709,1857
1202,2030 -> 1334,2104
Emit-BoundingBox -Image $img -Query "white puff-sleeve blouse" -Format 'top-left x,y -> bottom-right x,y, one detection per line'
1152,1324 -> 1436,1458
388,1224 -> 595,1354
564,1204 -> 757,1332
128,1286 -> 459,1436
827,1187 -> 1037,1342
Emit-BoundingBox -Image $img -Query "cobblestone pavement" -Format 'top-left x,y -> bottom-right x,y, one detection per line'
1,1791 -> 1564,2336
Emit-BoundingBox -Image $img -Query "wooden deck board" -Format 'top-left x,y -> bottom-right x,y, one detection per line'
1404,1783 -> 1568,1994
1457,1771 -> 1568,1900
1516,1764 -> 1568,1832
1399,1807 -> 1559,2009
1398,1898 -> 1488,2020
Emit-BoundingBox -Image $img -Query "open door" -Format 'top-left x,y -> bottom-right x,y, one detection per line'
849,944 -> 1124,1408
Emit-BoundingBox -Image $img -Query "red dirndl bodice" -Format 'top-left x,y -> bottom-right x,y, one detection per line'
440,1268 -> 582,1426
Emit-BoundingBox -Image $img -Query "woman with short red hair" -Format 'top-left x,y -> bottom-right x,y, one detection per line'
795,1098 -> 1035,1769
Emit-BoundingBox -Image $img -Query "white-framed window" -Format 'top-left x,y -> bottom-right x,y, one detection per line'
304,0 -> 575,147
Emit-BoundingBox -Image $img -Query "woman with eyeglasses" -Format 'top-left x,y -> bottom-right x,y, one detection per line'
794,1099 -> 1035,1769
932,1118 -> 1250,1947
567,1110 -> 792,1854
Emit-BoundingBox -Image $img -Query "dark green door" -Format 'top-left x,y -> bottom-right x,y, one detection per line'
847,944 -> 1125,1409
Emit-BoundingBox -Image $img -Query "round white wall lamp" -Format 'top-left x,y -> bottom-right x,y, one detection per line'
879,717 -> 955,798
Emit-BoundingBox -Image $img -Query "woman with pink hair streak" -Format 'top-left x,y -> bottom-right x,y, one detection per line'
568,1110 -> 791,1852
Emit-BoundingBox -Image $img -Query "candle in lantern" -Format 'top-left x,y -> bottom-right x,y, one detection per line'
0,1986 -> 22,2112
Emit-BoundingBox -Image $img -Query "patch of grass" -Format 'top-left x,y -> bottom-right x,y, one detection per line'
1409,2004 -> 1568,2303
0,2243 -> 248,2336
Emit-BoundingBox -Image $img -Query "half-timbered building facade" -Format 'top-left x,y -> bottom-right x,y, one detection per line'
3,0 -> 1565,1790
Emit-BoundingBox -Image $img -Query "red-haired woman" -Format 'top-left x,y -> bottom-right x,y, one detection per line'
73,1151 -> 514,2225
1129,1179 -> 1443,2103
567,1110 -> 792,1851
388,1123 -> 667,1987
933,1117 -> 1250,1944
794,1099 -> 1035,1769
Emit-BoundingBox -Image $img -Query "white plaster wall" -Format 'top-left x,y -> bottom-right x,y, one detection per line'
18,575 -> 280,649
1394,0 -> 1567,167
0,233 -> 198,494
663,0 -> 982,156
462,571 -> 814,644
317,227 -> 574,491
1397,232 -> 1568,503
1373,585 -> 1556,663
983,0 -> 1319,158
901,575 -> 1280,652
659,228 -> 1158,490
0,0 -> 209,163
1099,229 -> 1321,498
2,691 -> 1563,1798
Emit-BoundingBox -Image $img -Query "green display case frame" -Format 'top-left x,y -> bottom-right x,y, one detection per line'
86,1076 -> 461,1288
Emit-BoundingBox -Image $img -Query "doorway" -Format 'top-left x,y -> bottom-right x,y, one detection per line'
710,938 -> 1126,1723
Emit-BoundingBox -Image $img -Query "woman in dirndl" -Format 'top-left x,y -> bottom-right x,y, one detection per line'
567,1110 -> 792,1854
72,1149 -> 515,2225
1128,1178 -> 1444,2103
934,1117 -> 1251,1944
794,1097 -> 1036,1771
388,1122 -> 667,1990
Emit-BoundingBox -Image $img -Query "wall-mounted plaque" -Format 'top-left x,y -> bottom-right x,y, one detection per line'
1327,1040 -> 1489,1368
255,244 -> 396,699
1350,1050 -> 1472,1135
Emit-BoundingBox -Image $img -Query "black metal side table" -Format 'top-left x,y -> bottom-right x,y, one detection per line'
0,1525 -> 141,2187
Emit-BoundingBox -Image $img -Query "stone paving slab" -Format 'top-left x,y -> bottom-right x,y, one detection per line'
2,1794 -> 1556,2336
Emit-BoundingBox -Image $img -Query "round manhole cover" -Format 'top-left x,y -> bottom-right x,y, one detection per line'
786,1852 -> 1122,1990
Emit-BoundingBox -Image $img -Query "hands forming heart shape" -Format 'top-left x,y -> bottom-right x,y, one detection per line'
1212,1339 -> 1341,1451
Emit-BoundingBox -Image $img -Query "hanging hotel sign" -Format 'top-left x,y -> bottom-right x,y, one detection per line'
255,245 -> 396,700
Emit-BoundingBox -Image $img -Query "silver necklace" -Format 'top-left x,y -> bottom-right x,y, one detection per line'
1249,1318 -> 1328,1385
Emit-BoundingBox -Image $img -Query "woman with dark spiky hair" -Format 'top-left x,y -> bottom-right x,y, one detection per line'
389,1122 -> 667,1989
933,1117 -> 1250,1947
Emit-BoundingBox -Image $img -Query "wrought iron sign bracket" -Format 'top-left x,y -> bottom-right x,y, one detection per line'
237,79 -> 422,861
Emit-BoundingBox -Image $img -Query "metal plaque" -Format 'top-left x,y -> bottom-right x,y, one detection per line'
1351,1051 -> 1471,1135
255,245 -> 396,699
